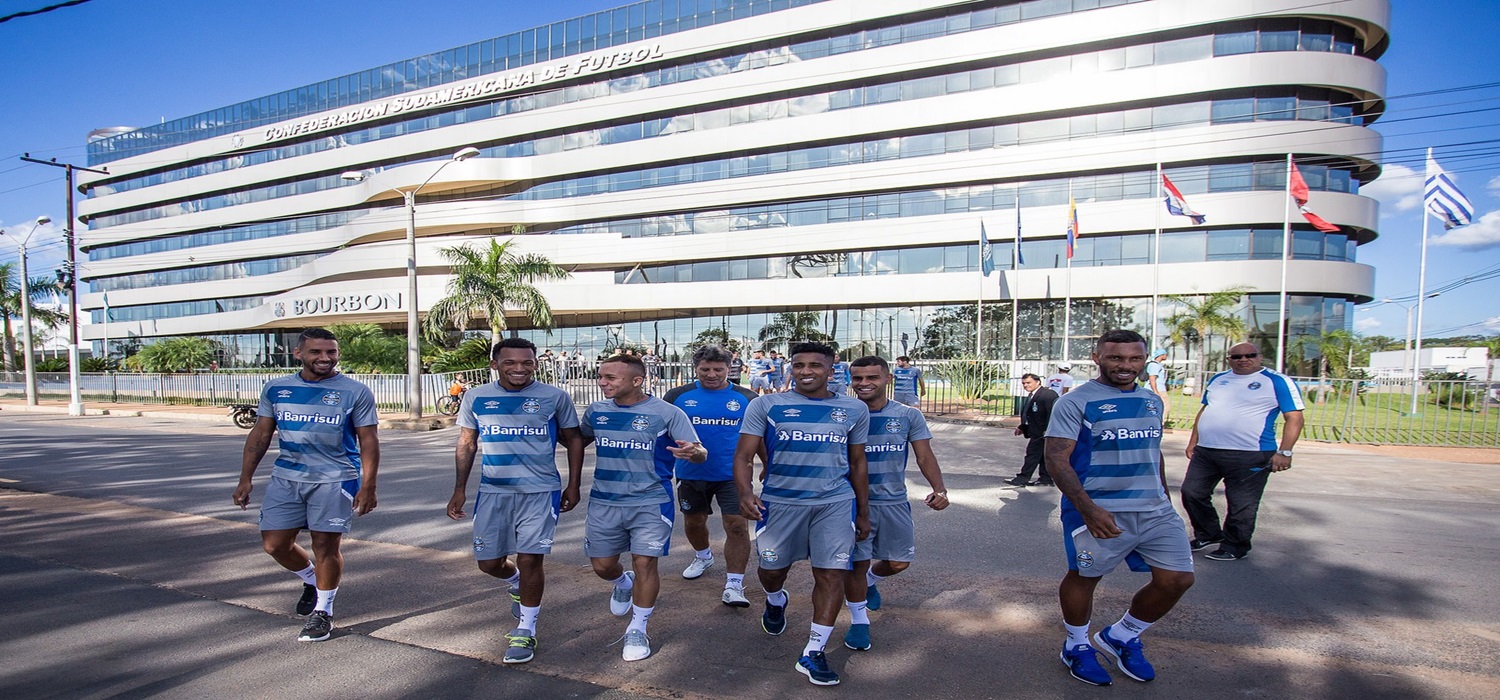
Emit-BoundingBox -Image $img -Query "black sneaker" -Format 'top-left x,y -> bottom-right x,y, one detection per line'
1204,549 -> 1247,561
1006,477 -> 1030,487
1033,480 -> 1055,487
296,584 -> 317,616
762,599 -> 787,636
298,611 -> 333,642
1189,538 -> 1224,552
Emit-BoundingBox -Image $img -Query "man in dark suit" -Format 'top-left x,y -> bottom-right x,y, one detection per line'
1008,373 -> 1058,487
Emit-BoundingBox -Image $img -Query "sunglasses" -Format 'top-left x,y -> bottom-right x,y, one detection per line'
1228,352 -> 1259,360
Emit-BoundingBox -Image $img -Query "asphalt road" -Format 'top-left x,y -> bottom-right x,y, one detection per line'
1,412 -> 1497,698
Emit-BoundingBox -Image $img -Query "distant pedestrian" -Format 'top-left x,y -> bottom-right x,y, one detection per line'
1144,349 -> 1170,420
728,350 -> 746,385
1008,373 -> 1057,487
892,356 -> 924,407
1047,362 -> 1075,395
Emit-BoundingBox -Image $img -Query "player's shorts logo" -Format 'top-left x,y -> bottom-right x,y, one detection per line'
830,408 -> 848,423
1076,551 -> 1094,569
538,539 -> 553,547
884,418 -> 903,433
726,400 -> 741,412
521,398 -> 541,414
680,499 -> 692,511
326,517 -> 347,526
647,540 -> 665,550
1247,381 -> 1263,390
631,416 -> 650,432
760,548 -> 779,564
834,552 -> 850,563
320,391 -> 342,406
473,537 -> 486,552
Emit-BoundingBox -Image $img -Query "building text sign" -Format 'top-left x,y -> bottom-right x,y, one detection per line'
275,292 -> 404,318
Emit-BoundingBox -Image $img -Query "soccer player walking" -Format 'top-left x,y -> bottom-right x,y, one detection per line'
892,356 -> 924,407
1044,330 -> 1194,686
447,338 -> 583,664
662,345 -> 761,606
580,354 -> 707,661
734,342 -> 870,686
842,356 -> 948,651
232,328 -> 380,643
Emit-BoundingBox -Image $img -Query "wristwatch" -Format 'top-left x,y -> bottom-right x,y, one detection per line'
1277,450 -> 1294,457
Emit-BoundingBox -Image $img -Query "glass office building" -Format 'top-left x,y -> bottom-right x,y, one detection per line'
78,0 -> 1387,368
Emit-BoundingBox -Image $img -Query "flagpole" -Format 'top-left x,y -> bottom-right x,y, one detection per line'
1011,189 -> 1021,383
1276,153 -> 1293,374
1410,147 -> 1434,415
1063,182 -> 1073,364
102,293 -> 110,364
976,223 -> 985,358
1151,163 -> 1163,349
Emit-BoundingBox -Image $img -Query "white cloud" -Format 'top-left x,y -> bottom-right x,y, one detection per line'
1431,209 -> 1500,249
1362,163 -> 1424,214
1355,316 -> 1382,332
1489,175 -> 1500,196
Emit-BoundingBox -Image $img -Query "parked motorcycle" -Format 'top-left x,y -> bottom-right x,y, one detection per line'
229,403 -> 258,429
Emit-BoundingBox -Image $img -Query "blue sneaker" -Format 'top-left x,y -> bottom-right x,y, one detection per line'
1060,643 -> 1112,686
796,650 -> 840,686
865,584 -> 882,611
843,623 -> 871,651
762,598 -> 787,635
1094,626 -> 1156,682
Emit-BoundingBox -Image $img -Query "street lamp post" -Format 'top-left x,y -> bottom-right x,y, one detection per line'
1371,294 -> 1438,414
2,215 -> 53,405
343,146 -> 479,420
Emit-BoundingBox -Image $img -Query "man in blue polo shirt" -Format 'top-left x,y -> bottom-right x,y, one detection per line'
448,337 -> 583,664
1044,329 -> 1194,687
233,327 -> 380,644
663,344 -> 761,607
892,356 -> 924,407
1182,342 -> 1304,562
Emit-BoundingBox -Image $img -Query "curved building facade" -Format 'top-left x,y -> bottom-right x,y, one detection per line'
78,0 -> 1388,368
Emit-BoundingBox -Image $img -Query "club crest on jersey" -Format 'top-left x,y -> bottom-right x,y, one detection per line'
631,416 -> 651,431
830,408 -> 848,423
1098,403 -> 1117,414
884,418 -> 904,433
760,548 -> 779,564
726,399 -> 741,412
1076,550 -> 1094,569
1248,381 -> 1263,390
320,391 -> 341,406
521,398 -> 541,414
277,389 -> 293,398
1145,400 -> 1160,415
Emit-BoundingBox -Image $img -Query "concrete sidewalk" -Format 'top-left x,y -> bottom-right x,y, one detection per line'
0,398 -> 454,430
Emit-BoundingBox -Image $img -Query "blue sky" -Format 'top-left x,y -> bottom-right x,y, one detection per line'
1,0 -> 1496,341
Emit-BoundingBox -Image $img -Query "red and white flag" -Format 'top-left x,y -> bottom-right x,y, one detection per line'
1289,161 -> 1341,233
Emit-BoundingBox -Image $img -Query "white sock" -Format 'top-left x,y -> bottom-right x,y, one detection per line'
628,605 -> 654,633
765,588 -> 788,607
518,605 -> 541,634
1065,621 -> 1090,647
315,587 -> 338,616
504,570 -> 521,587
1111,612 -> 1153,642
866,570 -> 885,587
293,564 -> 316,586
612,572 -> 634,592
695,548 -> 712,560
726,573 -> 745,588
846,600 -> 870,625
804,623 -> 834,655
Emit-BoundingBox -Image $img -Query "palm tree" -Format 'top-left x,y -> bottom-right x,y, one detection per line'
121,336 -> 217,373
423,239 -> 570,348
1,262 -> 67,371
1289,328 -> 1356,403
1164,286 -> 1250,373
757,311 -> 834,352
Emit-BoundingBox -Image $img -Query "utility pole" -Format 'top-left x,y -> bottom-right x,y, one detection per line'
21,154 -> 109,416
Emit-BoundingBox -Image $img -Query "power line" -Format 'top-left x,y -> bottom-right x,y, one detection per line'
0,0 -> 94,25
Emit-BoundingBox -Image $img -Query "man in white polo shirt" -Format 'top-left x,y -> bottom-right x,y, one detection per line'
1182,342 -> 1305,562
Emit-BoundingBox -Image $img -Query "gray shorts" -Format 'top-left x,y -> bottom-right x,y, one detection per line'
894,393 -> 920,407
853,501 -> 915,562
750,376 -> 771,391
755,500 -> 856,570
584,501 -> 674,558
1064,507 -> 1194,578
472,490 -> 561,560
259,476 -> 357,533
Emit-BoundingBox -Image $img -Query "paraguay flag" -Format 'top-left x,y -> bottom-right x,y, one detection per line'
1161,174 -> 1206,224
1065,197 -> 1079,259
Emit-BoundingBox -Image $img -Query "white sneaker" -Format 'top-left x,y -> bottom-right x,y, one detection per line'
609,571 -> 635,616
683,556 -> 714,580
721,584 -> 750,608
622,629 -> 652,661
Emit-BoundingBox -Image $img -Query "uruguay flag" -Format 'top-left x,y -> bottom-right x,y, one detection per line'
1425,152 -> 1474,230
1161,174 -> 1206,224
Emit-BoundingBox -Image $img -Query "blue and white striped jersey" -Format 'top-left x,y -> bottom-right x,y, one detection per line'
258,373 -> 378,483
457,380 -> 580,494
581,396 -> 700,505
864,401 -> 932,504
741,392 -> 870,506
1044,379 -> 1167,514
893,366 -> 923,395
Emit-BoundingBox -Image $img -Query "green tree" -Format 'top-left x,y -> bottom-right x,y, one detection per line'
423,239 -> 570,349
1,261 -> 67,372
756,311 -> 835,352
326,323 -> 405,373
684,327 -> 742,355
1164,286 -> 1250,372
121,336 -> 217,373
427,337 -> 493,373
